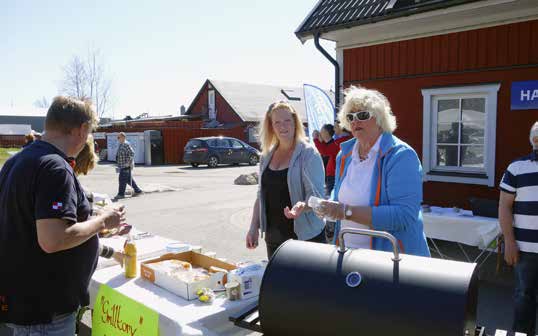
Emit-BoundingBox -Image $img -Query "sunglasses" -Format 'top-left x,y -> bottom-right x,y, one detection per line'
346,111 -> 372,122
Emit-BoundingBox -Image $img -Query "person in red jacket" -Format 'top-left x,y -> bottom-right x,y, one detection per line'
334,120 -> 353,142
314,124 -> 353,196
313,125 -> 336,196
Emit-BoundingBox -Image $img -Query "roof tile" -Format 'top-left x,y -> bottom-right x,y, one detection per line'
296,0 -> 479,38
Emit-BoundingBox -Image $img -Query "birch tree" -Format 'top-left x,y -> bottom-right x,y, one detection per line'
59,49 -> 113,118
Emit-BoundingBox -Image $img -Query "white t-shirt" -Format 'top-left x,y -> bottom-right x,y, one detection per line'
338,136 -> 381,249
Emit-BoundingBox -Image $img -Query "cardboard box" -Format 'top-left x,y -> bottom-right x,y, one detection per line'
140,251 -> 237,300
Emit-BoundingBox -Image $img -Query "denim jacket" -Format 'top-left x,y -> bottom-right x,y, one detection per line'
257,141 -> 325,240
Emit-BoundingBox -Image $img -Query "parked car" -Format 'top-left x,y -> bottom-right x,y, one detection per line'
183,137 -> 260,168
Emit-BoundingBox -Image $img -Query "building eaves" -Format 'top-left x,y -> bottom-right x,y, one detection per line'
295,0 -> 482,42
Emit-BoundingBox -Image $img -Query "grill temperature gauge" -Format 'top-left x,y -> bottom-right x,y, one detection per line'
346,272 -> 362,287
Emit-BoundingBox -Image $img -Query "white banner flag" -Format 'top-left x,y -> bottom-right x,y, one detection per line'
303,84 -> 335,143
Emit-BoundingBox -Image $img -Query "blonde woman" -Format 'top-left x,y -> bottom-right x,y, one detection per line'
22,132 -> 35,148
75,135 -> 129,265
74,135 -> 98,176
314,86 -> 429,257
246,101 -> 326,258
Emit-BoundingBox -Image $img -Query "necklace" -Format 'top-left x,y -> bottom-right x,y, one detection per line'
358,144 -> 371,161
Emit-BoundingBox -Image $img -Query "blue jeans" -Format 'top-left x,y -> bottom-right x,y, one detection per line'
6,312 -> 76,336
513,251 -> 538,335
118,167 -> 141,196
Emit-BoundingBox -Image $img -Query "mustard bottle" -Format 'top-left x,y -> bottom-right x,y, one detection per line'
124,237 -> 137,278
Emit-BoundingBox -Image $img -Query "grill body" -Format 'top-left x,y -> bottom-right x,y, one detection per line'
258,239 -> 478,336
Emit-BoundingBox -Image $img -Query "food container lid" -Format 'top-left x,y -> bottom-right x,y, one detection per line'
166,242 -> 190,253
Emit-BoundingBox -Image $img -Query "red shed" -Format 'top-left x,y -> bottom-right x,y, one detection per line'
296,0 -> 538,208
185,79 -> 310,145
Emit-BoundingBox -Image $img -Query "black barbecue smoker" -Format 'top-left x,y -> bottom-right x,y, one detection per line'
231,228 -> 482,336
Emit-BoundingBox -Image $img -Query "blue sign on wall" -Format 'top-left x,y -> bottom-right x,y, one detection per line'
511,80 -> 538,110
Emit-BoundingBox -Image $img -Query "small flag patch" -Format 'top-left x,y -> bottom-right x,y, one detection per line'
52,202 -> 63,210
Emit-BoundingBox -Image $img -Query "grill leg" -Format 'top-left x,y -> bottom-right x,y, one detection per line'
429,238 -> 448,259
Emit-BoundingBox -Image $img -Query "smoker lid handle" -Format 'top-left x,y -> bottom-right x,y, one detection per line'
338,228 -> 401,261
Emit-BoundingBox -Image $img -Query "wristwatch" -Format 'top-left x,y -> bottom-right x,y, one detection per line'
344,204 -> 352,219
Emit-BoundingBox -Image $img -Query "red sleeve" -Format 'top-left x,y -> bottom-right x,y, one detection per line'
314,138 -> 339,157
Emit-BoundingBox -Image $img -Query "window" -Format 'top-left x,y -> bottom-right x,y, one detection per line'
422,84 -> 500,186
215,139 -> 230,148
186,139 -> 203,149
208,90 -> 216,120
231,140 -> 244,149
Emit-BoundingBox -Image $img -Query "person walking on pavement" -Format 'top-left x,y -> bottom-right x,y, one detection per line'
115,132 -> 143,199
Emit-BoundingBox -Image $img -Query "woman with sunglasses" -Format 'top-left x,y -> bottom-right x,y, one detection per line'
245,101 -> 326,258
313,86 -> 429,256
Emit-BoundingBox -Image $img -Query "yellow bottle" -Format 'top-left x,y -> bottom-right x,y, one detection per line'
124,238 -> 137,278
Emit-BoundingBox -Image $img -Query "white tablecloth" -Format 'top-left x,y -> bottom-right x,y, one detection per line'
89,265 -> 256,336
423,207 -> 500,249
97,232 -> 178,269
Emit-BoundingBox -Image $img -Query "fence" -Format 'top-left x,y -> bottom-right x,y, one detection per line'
96,125 -> 248,164
0,135 -> 25,148
162,127 -> 246,164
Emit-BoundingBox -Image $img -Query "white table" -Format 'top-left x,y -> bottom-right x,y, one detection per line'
89,265 -> 256,335
97,231 -> 179,269
422,207 -> 500,265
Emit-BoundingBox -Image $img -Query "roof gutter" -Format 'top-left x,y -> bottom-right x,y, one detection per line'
314,32 -> 340,119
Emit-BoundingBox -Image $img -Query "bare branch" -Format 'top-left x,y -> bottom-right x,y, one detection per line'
58,49 -> 113,118
33,96 -> 49,108
60,56 -> 88,99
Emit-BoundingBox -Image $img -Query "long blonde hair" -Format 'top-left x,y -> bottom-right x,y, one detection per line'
259,101 -> 306,155
75,135 -> 98,176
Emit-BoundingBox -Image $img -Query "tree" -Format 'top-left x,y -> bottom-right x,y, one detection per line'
33,96 -> 49,108
61,55 -> 87,99
59,49 -> 113,118
86,49 -> 112,119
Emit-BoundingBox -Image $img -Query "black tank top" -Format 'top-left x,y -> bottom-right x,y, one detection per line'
262,167 -> 297,244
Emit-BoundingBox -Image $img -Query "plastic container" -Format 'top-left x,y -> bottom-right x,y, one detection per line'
307,196 -> 338,221
190,245 -> 203,253
225,281 -> 241,301
165,242 -> 191,254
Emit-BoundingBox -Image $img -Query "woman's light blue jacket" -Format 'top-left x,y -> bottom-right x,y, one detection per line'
332,132 -> 430,257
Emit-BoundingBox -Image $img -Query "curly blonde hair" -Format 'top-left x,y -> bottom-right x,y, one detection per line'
259,101 -> 306,155
338,86 -> 397,133
75,135 -> 98,176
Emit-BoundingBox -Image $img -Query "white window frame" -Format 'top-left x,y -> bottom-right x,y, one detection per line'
208,90 -> 216,120
422,83 -> 500,187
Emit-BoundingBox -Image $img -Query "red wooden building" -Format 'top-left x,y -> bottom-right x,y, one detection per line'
296,0 -> 538,208
96,79 -> 313,164
185,79 -> 308,145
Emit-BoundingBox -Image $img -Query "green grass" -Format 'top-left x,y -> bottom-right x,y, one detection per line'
0,147 -> 20,167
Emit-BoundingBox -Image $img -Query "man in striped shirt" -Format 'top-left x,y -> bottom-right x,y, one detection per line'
499,121 -> 538,335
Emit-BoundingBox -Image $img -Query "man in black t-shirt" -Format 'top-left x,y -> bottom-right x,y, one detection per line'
0,96 -> 126,335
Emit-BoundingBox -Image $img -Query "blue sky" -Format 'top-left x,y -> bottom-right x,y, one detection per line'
1,0 -> 335,118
